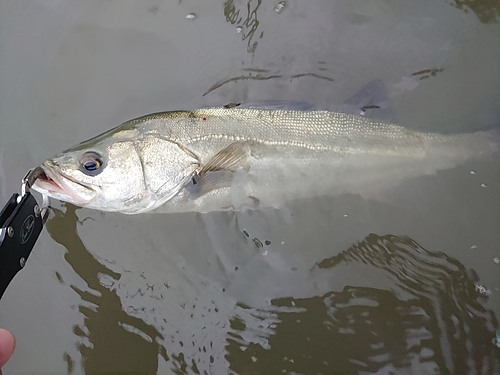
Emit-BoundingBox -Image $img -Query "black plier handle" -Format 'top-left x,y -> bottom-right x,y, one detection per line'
0,168 -> 49,298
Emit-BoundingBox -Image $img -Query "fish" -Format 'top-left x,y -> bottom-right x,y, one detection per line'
32,87 -> 499,214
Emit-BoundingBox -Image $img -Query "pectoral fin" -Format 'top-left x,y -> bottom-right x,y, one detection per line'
200,141 -> 251,174
187,170 -> 235,198
187,142 -> 252,199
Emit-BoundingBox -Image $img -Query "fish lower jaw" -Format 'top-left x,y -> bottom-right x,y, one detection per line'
32,167 -> 94,205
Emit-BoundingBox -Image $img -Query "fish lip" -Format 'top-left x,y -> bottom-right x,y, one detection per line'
43,163 -> 91,189
34,163 -> 95,203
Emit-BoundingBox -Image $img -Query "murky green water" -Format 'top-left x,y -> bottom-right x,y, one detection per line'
0,0 -> 499,374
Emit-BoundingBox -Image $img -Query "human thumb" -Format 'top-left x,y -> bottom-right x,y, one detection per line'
0,329 -> 15,369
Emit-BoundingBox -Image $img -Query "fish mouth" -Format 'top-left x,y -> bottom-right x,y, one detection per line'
33,164 -> 95,204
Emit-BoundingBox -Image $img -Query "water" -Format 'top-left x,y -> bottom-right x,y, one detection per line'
0,0 -> 499,374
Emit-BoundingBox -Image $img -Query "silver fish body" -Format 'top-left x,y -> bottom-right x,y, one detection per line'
32,107 -> 499,214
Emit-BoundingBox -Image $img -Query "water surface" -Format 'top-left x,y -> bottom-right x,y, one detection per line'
0,0 -> 499,374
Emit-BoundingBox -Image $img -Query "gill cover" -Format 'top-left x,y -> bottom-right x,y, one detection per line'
131,134 -> 201,212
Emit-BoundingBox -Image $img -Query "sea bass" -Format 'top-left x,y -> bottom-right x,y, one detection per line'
32,104 -> 499,214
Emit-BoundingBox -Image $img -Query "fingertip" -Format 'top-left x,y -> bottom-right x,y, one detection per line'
0,329 -> 15,368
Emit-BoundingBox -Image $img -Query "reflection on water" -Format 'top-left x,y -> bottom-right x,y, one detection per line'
212,0 -> 336,97
228,234 -> 498,374
46,206 -> 166,374
318,234 -> 498,374
202,71 -> 335,96
224,0 -> 263,54
411,68 -> 445,81
46,208 -> 498,374
451,0 -> 500,24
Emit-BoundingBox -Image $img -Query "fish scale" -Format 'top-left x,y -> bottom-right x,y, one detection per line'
32,106 -> 499,214
136,109 -> 458,159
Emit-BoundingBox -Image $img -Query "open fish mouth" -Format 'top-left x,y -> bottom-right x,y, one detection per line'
33,165 -> 95,204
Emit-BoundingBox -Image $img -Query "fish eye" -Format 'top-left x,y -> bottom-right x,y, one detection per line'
80,152 -> 104,176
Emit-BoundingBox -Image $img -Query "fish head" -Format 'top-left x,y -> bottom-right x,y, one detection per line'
33,127 -> 201,213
